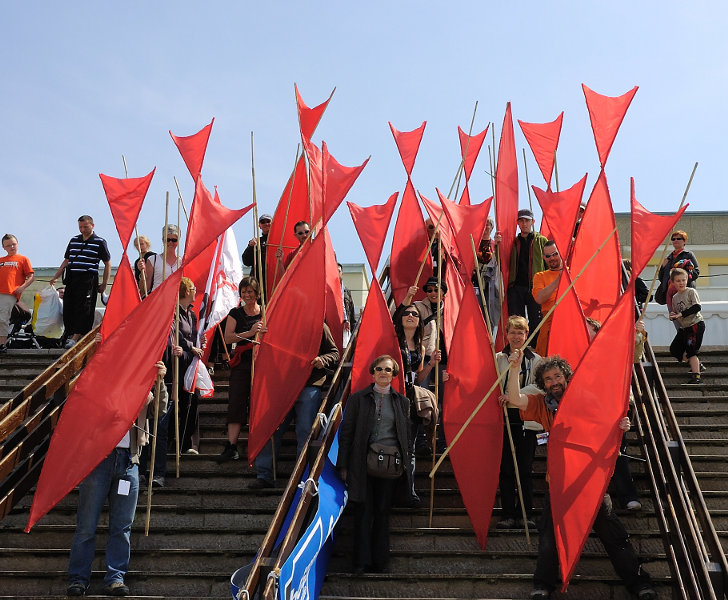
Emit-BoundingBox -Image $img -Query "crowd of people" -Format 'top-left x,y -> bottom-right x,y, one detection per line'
1,207 -> 706,599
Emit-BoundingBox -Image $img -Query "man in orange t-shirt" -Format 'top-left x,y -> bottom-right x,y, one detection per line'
531,241 -> 563,356
0,234 -> 35,351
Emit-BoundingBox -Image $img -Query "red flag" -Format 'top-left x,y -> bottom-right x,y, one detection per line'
350,279 -> 404,395
443,260 -> 466,352
545,269 -> 591,370
532,174 -> 587,256
582,84 -> 638,169
443,285 -> 502,548
548,282 -> 636,590
27,269 -> 183,531
99,254 -> 141,341
295,84 -> 334,142
495,103 -> 519,305
267,154 -> 309,300
569,172 -> 622,323
459,186 -> 471,206
100,169 -> 155,248
323,227 -> 345,353
439,189 -> 492,277
347,193 -> 398,276
518,113 -> 564,188
389,180 -> 432,305
630,178 -> 688,276
248,236 -> 326,462
389,121 -> 427,178
320,141 -> 369,227
420,191 -> 455,262
458,125 -> 489,181
170,119 -> 214,181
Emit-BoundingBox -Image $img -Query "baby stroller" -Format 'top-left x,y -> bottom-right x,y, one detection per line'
6,302 -> 41,349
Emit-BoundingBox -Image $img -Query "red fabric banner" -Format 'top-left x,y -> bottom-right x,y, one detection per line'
389,180 -> 432,305
420,191 -> 455,263
532,174 -> 587,257
170,119 -> 214,181
248,236 -> 326,462
443,285 -> 502,549
347,192 -> 398,276
320,141 -> 369,228
295,84 -> 334,142
459,185 -> 471,206
323,227 -> 345,353
582,84 -> 638,169
99,253 -> 141,341
495,103 -> 519,313
440,189 -> 492,277
100,168 -> 155,249
545,269 -> 590,370
443,261 -> 466,352
630,178 -> 688,277
458,125 -> 489,181
548,282 -> 636,590
267,154 -> 309,300
350,279 -> 404,396
389,121 -> 427,177
518,113 -> 564,188
569,172 -> 622,323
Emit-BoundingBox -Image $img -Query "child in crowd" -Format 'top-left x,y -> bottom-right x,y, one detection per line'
668,268 -> 705,384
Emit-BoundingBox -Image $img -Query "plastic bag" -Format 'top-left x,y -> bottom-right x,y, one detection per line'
32,286 -> 64,338
183,357 -> 214,398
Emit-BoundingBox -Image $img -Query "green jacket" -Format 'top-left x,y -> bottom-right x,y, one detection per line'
508,232 -> 549,288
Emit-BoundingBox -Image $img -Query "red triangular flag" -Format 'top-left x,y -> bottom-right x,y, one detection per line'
545,269 -> 591,369
549,282 -> 636,590
248,235 -> 326,462
630,178 -> 688,277
570,172 -> 622,323
350,279 -> 404,396
443,285 -> 502,549
295,84 -> 334,142
458,125 -> 489,181
532,175 -> 587,257
439,189 -> 492,277
170,119 -> 214,181
518,113 -> 564,187
323,227 -> 345,353
582,84 -> 638,169
420,191 -> 455,262
320,141 -> 369,227
459,185 -> 471,206
389,121 -> 426,177
100,169 -> 155,249
347,193 -> 398,276
389,180 -> 432,305
99,254 -> 141,341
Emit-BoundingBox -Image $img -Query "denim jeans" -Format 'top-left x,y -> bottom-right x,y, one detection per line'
254,386 -> 322,483
68,447 -> 139,586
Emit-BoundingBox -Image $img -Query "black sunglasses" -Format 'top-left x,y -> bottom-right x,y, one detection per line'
671,237 -> 684,241
544,251 -> 559,258
424,287 -> 439,293
403,310 -> 419,317
374,366 -> 393,373
166,238 -> 178,243
295,230 -> 310,236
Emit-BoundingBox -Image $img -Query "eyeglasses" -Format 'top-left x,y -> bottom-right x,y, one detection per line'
295,230 -> 310,237
374,366 -> 393,373
671,237 -> 684,241
167,238 -> 178,243
403,310 -> 419,317
259,220 -> 271,224
544,251 -> 559,258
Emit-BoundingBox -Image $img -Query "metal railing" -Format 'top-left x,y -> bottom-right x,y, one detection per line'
632,340 -> 727,599
0,326 -> 100,520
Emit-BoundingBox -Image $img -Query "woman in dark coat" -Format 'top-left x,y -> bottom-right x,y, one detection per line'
337,354 -> 411,574
657,229 -> 699,312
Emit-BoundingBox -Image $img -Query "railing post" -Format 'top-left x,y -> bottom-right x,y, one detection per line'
667,440 -> 681,478
642,360 -> 656,394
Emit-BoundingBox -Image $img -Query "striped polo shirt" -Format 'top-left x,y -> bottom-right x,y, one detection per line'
64,233 -> 111,274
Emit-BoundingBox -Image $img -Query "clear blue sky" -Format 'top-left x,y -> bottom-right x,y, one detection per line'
3,2 -> 726,271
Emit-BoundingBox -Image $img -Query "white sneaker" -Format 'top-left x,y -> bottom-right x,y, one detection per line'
627,500 -> 642,511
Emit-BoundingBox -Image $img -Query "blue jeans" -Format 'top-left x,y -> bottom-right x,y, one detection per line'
254,386 -> 322,483
68,448 -> 139,587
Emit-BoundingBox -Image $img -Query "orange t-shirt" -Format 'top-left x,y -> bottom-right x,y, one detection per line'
0,254 -> 33,296
531,268 -> 561,313
520,393 -> 555,432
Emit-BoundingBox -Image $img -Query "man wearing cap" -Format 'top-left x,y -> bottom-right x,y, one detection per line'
507,209 -> 548,342
242,214 -> 271,290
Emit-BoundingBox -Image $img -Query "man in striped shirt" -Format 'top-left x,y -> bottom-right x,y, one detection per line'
50,215 -> 111,349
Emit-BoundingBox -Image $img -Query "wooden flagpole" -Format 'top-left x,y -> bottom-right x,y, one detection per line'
523,148 -> 534,216
470,235 -> 531,546
430,225 -> 618,477
144,373 -> 163,535
173,177 -> 190,222
122,155 -> 148,298
250,132 -> 267,316
173,195 -> 181,478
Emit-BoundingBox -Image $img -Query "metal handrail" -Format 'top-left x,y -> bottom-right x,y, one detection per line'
631,340 -> 727,599
0,325 -> 100,520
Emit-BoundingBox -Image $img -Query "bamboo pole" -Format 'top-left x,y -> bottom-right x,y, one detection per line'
638,162 -> 698,324
122,155 -> 148,298
523,148 -> 534,216
470,235 -> 531,546
144,373 -> 163,535
553,151 -> 560,193
173,195 -> 181,478
452,101 -> 478,203
173,177 -> 190,222
430,225 -> 618,477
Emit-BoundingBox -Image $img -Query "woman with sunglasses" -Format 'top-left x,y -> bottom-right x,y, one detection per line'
144,225 -> 183,296
337,354 -> 411,575
657,229 -> 699,313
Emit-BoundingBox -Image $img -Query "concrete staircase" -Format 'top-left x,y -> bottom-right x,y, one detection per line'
0,349 -> 64,403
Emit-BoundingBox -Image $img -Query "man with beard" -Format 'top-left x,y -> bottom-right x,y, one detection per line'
501,352 -> 656,600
